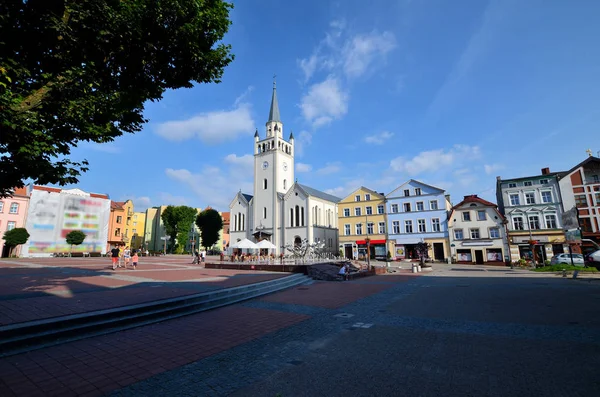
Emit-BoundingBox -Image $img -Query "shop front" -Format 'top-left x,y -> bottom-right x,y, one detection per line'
356,239 -> 387,260
454,240 -> 505,265
509,233 -> 566,263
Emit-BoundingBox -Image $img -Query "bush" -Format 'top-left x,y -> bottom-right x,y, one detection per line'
533,264 -> 598,272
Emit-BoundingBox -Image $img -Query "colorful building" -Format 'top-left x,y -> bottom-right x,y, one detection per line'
106,200 -> 134,251
386,180 -> 451,261
338,187 -> 387,260
0,187 -> 31,257
448,195 -> 509,265
130,211 -> 146,250
23,186 -> 110,257
222,212 -> 230,251
144,205 -> 168,252
496,168 -> 566,263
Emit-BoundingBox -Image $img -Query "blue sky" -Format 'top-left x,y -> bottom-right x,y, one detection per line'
67,0 -> 600,212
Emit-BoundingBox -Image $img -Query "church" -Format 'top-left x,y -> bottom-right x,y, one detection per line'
228,81 -> 341,256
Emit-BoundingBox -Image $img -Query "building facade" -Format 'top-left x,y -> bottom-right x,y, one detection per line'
106,200 -> 134,251
557,155 -> 600,252
448,195 -> 509,264
229,81 -> 340,255
144,205 -> 168,252
222,212 -> 230,250
338,187 -> 387,260
386,180 -> 451,261
130,211 -> 146,250
0,187 -> 31,257
496,168 -> 566,263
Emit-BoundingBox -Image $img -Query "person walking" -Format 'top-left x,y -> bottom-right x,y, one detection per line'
200,250 -> 206,264
123,246 -> 131,268
192,250 -> 199,264
131,251 -> 139,270
111,245 -> 120,270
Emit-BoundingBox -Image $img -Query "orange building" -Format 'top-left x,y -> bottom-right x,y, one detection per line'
222,212 -> 230,250
107,200 -> 134,251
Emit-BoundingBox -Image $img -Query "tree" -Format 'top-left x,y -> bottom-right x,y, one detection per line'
2,227 -> 30,257
414,242 -> 431,265
0,0 -> 234,197
65,230 -> 86,256
161,205 -> 198,253
196,209 -> 223,251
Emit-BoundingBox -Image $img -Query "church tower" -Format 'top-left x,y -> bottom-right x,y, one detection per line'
253,79 -> 295,244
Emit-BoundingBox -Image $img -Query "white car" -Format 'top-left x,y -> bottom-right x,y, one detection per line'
586,249 -> 600,266
550,253 -> 585,266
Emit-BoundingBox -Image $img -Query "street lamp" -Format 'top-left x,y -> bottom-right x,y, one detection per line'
365,213 -> 371,270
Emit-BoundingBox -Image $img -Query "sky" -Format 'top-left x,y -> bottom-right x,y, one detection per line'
65,0 -> 600,212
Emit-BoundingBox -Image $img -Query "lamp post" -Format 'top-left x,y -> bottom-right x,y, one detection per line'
365,213 -> 371,270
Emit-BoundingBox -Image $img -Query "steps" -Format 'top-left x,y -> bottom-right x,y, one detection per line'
0,273 -> 312,358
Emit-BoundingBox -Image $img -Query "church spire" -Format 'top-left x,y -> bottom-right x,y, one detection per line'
267,75 -> 281,123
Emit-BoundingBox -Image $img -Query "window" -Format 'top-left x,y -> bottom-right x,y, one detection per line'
509,194 -> 520,206
417,219 -> 426,232
403,203 -> 411,212
477,210 -> 486,221
7,221 -> 16,231
404,189 -> 410,197
541,191 -> 552,203
431,218 -> 441,232
540,179 -> 548,185
470,229 -> 480,239
508,183 -> 517,188
528,216 -> 540,230
116,216 -> 122,223
283,179 -> 287,190
545,214 -> 557,229
513,216 -> 524,230
355,195 -> 361,202
367,222 -> 374,234
581,218 -> 593,232
454,229 -> 464,240
133,222 -> 137,227
430,200 -> 438,210
365,194 -> 371,201
263,207 -> 267,219
263,178 -> 268,189
343,208 -> 350,217
391,204 -> 398,213
489,227 -> 500,238
366,206 -> 373,215
596,191 -> 600,206
378,222 -> 385,234
575,195 -> 588,208
405,220 -> 413,233
377,205 -> 384,214
416,202 -> 424,211
0,202 -> 3,212
462,211 -> 471,221
392,221 -> 400,234
415,188 -> 422,196
115,228 -> 121,236
132,229 -> 137,234
593,175 -> 599,183
355,224 -> 363,235
344,224 -> 351,236
355,207 -> 361,216
525,192 -> 535,204
524,181 -> 532,186
134,215 -> 137,220
9,203 -> 18,214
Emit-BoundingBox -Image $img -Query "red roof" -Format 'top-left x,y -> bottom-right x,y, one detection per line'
221,212 -> 230,223
111,201 -> 125,210
452,195 -> 498,210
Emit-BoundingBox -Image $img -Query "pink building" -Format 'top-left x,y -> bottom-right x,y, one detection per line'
0,187 -> 31,257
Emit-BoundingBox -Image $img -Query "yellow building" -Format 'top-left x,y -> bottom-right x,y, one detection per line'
107,199 -> 134,251
130,211 -> 146,250
338,187 -> 388,260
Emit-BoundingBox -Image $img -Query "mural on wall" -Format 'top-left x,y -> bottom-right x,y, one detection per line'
23,189 -> 110,255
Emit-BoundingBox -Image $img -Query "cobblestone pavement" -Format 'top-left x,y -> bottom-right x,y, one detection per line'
0,256 -> 287,325
112,267 -> 600,397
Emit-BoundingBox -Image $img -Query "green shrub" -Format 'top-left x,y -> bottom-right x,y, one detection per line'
533,264 -> 598,272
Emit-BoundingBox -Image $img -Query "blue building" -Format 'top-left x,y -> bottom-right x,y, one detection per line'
386,180 -> 451,261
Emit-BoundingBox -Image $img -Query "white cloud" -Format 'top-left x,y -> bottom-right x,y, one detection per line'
155,102 -> 254,144
342,31 -> 397,79
294,131 -> 313,157
296,163 -> 312,173
316,162 -> 342,175
234,86 -> 254,107
365,131 -> 394,145
165,153 -> 254,210
299,77 -> 349,128
390,145 -> 481,175
484,163 -> 504,175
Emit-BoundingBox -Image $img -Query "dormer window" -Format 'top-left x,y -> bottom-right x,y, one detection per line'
355,195 -> 361,202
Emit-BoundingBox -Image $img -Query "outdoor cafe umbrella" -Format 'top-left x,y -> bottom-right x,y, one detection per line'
256,239 -> 276,250
232,238 -> 258,250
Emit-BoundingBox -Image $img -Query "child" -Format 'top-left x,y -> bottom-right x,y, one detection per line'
132,251 -> 139,270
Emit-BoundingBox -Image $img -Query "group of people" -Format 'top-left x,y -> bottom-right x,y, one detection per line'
192,249 -> 206,265
110,245 -> 140,270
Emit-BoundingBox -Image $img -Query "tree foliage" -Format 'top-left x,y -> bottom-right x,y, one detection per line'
161,205 -> 198,252
196,208 -> 223,250
414,242 -> 431,264
65,230 -> 86,246
0,0 -> 234,197
2,227 -> 30,256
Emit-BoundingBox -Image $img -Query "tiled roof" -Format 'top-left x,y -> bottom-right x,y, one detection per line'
452,195 -> 498,209
298,183 -> 341,203
221,212 -> 230,222
111,201 -> 125,210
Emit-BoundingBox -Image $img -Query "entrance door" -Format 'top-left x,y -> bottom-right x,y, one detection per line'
475,250 -> 484,264
344,245 -> 353,259
433,243 -> 444,262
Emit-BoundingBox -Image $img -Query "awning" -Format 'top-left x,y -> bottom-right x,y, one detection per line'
356,239 -> 386,245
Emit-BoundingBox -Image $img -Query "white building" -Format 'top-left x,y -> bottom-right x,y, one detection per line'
448,195 -> 509,264
229,81 -> 340,255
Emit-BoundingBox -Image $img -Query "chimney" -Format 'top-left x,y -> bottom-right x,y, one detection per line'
541,167 -> 550,175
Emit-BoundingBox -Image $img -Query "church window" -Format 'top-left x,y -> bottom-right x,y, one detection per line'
295,205 -> 300,227
290,208 -> 294,227
301,207 -> 305,226
263,207 -> 267,219
262,143 -> 265,152
233,214 -> 237,231
263,179 -> 268,189
284,179 -> 287,190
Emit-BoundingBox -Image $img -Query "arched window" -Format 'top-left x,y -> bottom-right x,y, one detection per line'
263,207 -> 267,219
295,205 -> 300,227
263,178 -> 268,190
290,208 -> 294,227
241,214 -> 245,230
294,236 -> 302,247
233,214 -> 237,231
283,179 -> 287,190
301,207 -> 305,226
262,143 -> 265,152
318,208 -> 322,225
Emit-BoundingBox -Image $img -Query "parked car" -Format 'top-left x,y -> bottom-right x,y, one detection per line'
585,249 -> 600,267
549,253 -> 585,266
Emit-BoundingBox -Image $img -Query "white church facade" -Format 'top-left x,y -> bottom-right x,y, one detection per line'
229,81 -> 341,255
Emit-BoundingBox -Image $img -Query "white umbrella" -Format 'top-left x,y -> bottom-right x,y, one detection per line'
235,238 -> 258,249
256,240 -> 276,249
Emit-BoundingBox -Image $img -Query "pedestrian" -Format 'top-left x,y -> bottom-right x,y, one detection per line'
192,250 -> 199,264
111,245 -> 120,270
118,244 -> 124,268
338,263 -> 347,281
200,250 -> 206,264
132,251 -> 139,270
123,246 -> 131,268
